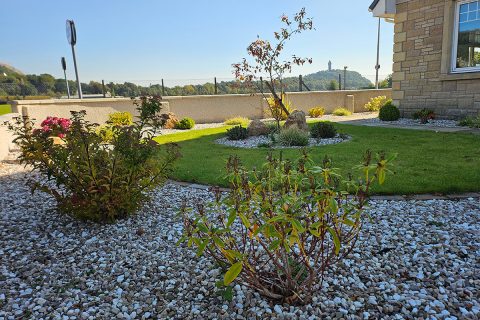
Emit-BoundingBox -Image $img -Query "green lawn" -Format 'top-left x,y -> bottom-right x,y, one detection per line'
0,104 -> 11,115
154,123 -> 480,195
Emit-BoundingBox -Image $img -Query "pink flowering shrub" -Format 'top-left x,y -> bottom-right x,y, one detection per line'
34,116 -> 71,138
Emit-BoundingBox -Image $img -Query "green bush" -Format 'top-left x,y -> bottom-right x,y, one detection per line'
265,121 -> 280,134
224,116 -> 250,127
364,96 -> 388,112
9,96 -> 180,222
412,109 -> 435,124
226,125 -> 248,140
332,107 -> 352,116
379,100 -> 400,121
180,150 -> 395,303
175,117 -> 195,130
310,122 -> 337,139
277,127 -> 309,147
107,112 -> 133,126
458,115 -> 480,128
308,107 -> 325,118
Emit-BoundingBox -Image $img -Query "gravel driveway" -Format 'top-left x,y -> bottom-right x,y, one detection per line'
0,163 -> 478,319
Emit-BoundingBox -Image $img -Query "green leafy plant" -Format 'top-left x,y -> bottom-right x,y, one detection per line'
95,124 -> 115,143
226,125 -> 248,140
9,96 -> 180,222
458,115 -> 480,128
276,127 -> 309,147
379,100 -> 400,121
265,121 -> 281,134
257,142 -> 272,148
332,107 -> 352,116
175,117 -> 195,130
310,122 -> 337,139
179,150 -> 395,303
308,107 -> 325,118
364,96 -> 388,112
107,112 -> 133,126
224,117 -> 250,127
412,109 -> 435,124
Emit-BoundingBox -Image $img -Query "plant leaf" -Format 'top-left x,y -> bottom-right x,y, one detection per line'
224,261 -> 243,285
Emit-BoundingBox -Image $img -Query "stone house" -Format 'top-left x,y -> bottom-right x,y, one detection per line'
370,0 -> 480,118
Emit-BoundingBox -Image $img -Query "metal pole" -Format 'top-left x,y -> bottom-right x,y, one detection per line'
299,75 -> 303,92
375,18 -> 381,89
214,77 -> 218,94
71,44 -> 82,99
161,79 -> 165,96
343,67 -> 347,90
63,69 -> 71,99
260,76 -> 263,93
338,74 -> 342,90
102,80 -> 106,98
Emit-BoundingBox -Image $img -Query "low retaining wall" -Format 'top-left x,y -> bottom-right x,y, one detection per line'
11,98 -> 170,125
10,89 -> 391,125
0,113 -> 20,161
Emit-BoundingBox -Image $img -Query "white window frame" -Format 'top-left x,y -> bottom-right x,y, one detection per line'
451,0 -> 480,73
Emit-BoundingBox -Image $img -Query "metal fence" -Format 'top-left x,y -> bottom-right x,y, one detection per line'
0,74 -> 391,100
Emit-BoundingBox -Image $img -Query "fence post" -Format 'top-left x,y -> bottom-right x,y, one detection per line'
102,80 -> 106,98
214,77 -> 218,94
161,79 -> 165,96
299,75 -> 303,92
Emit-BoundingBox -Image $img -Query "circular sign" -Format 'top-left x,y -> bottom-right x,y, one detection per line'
66,20 -> 76,46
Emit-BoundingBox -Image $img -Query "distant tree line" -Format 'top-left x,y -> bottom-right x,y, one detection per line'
0,65 -> 391,99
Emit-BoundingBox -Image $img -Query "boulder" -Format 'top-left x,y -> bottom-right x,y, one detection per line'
161,112 -> 179,129
247,119 -> 269,136
284,110 -> 308,131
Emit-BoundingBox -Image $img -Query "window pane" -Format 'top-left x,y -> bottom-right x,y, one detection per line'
469,1 -> 478,11
460,3 -> 469,14
456,15 -> 480,68
460,13 -> 468,23
469,11 -> 477,21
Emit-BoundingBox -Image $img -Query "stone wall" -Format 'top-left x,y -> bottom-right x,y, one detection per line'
393,0 -> 480,119
11,89 -> 391,125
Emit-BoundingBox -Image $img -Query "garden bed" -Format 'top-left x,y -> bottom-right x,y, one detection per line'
0,163 -> 478,319
215,135 -> 349,149
365,118 -> 461,128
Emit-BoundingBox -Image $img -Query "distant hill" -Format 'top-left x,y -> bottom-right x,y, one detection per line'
0,63 -> 24,76
278,69 -> 373,91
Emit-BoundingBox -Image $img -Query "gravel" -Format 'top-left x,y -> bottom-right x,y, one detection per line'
1,162 -> 479,319
215,135 -> 349,149
366,118 -> 461,128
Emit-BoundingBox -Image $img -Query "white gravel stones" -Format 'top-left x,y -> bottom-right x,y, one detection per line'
0,162 -> 479,319
366,117 -> 461,128
215,135 -> 349,149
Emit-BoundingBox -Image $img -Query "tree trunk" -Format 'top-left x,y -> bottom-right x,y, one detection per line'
264,81 -> 290,116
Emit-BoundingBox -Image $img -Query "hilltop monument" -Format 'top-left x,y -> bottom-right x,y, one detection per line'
328,60 -> 332,71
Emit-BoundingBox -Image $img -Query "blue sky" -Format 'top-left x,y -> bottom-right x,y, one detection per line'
1,0 -> 394,86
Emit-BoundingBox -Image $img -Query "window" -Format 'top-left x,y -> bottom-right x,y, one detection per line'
452,0 -> 480,72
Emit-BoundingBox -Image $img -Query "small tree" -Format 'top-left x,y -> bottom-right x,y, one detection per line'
233,8 -> 313,126
327,80 -> 339,91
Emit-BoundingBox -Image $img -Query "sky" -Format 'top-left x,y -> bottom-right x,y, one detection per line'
0,0 -> 394,86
